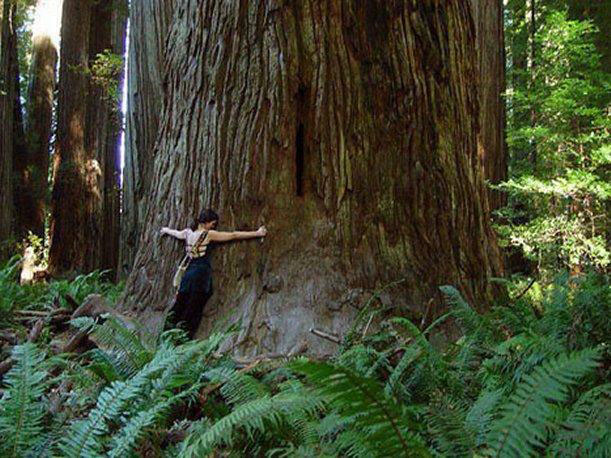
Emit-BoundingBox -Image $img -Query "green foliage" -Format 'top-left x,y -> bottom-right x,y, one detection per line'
502,5 -> 610,272
291,360 -> 429,457
0,343 -> 48,458
0,255 -> 123,327
0,271 -> 608,456
487,348 -> 600,456
89,49 -> 124,104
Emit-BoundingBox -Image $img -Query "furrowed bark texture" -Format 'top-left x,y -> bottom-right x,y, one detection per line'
49,0 -> 93,275
470,0 -> 507,211
122,0 -> 503,357
120,0 -> 174,277
18,0 -> 59,239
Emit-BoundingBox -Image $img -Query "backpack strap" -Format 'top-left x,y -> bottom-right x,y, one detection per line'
188,230 -> 208,258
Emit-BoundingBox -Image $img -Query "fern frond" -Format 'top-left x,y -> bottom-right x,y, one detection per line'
291,360 -> 430,457
465,389 -> 504,447
0,343 -> 48,458
486,348 -> 601,457
108,386 -> 198,458
427,398 -> 472,457
179,391 -> 324,457
385,345 -> 422,399
89,316 -> 153,378
59,344 -> 180,457
204,365 -> 269,406
548,383 -> 611,457
439,285 -> 486,336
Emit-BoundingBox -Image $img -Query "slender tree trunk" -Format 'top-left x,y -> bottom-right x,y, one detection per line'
470,0 -> 507,211
101,0 -> 127,277
120,0 -> 174,277
121,0 -> 503,357
0,0 -> 16,253
527,0 -> 537,165
48,0 -> 94,276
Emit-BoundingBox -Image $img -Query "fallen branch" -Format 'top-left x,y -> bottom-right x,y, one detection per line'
0,331 -> 18,345
0,319 -> 47,377
28,319 -> 45,342
309,327 -> 341,344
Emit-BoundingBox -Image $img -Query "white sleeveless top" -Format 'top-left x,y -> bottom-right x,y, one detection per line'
164,228 -> 211,257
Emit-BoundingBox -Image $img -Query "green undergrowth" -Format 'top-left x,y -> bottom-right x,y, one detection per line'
0,255 -> 124,327
0,269 -> 608,457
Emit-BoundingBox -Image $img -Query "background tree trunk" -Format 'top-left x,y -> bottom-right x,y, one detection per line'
0,0 -> 16,253
10,19 -> 29,242
470,0 -> 507,211
121,0 -> 503,357
17,0 -> 60,240
120,0 -> 174,277
100,0 -> 127,277
48,0 -> 94,276
85,0 -> 127,276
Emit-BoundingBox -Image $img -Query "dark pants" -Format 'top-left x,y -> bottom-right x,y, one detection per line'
167,256 -> 213,339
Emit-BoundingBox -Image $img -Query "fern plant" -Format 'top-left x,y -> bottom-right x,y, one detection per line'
486,348 -> 601,456
291,360 -> 430,458
0,343 -> 49,458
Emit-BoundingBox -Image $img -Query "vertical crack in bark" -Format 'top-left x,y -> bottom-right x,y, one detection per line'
295,84 -> 307,197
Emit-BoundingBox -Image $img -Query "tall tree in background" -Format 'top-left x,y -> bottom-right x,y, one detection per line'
471,0 -> 507,211
0,0 -> 16,254
49,0 -> 126,276
85,0 -> 126,275
48,0 -> 93,275
120,0 -> 174,276
121,0 -> 503,356
101,0 -> 127,275
14,0 -> 60,240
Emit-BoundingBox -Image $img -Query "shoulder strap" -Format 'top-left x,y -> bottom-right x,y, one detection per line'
188,230 -> 208,258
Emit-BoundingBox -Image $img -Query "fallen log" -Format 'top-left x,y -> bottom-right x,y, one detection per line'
0,319 -> 46,377
0,331 -> 18,345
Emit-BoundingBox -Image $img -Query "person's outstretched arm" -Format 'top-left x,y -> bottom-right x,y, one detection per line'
208,226 -> 267,243
160,227 -> 189,239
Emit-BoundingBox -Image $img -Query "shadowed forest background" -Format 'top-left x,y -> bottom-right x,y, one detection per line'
0,0 -> 609,456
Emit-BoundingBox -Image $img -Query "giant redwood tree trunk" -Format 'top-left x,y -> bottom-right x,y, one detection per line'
120,0 -> 174,277
471,0 -> 507,211
122,0 -> 503,357
48,0 -> 94,275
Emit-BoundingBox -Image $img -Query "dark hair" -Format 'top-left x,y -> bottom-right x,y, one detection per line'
191,208 -> 219,230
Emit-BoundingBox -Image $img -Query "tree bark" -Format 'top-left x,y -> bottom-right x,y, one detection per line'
120,0 -> 174,277
122,0 -> 503,357
48,0 -> 94,276
0,0 -> 15,253
470,0 -> 507,211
